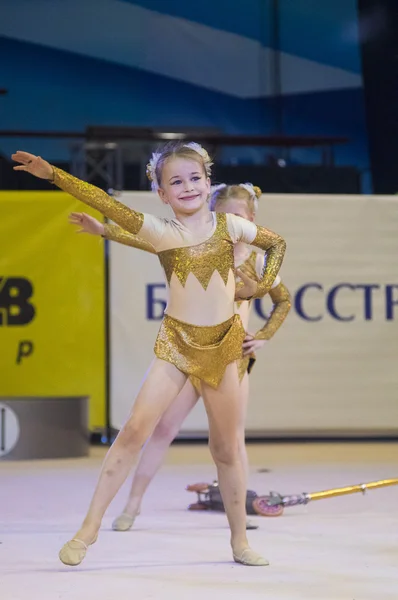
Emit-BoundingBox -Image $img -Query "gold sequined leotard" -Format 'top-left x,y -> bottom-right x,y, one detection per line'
52,168 -> 286,387
103,229 -> 291,384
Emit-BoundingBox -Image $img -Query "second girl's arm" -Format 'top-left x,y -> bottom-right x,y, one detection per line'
227,215 -> 286,298
103,223 -> 157,254
255,277 -> 291,340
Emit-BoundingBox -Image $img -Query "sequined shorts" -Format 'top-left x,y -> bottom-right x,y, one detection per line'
191,353 -> 256,394
154,313 -> 246,389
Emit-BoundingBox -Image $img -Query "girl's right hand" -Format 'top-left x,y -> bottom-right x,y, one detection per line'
12,151 -> 53,179
68,212 -> 105,236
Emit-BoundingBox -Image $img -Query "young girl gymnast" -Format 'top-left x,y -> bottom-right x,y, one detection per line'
69,182 -> 291,531
12,142 -> 286,567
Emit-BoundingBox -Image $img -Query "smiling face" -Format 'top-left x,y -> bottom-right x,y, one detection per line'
157,157 -> 211,216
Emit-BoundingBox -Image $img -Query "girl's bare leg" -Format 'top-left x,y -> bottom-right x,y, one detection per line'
113,381 -> 199,530
237,372 -> 250,486
59,359 -> 187,565
202,364 -> 268,566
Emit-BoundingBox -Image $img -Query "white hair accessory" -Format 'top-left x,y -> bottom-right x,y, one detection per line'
184,142 -> 213,176
208,183 -> 227,209
210,183 -> 227,195
146,152 -> 162,192
239,182 -> 259,211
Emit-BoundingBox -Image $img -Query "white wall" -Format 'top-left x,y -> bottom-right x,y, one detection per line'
110,193 -> 398,437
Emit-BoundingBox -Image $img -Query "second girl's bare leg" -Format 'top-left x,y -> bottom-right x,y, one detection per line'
113,381 -> 199,529
59,359 -> 187,564
236,372 -> 259,530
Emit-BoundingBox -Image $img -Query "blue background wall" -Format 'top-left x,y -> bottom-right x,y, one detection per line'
0,0 -> 370,187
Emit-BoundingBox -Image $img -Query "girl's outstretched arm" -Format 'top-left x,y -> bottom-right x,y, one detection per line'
12,153 -> 163,244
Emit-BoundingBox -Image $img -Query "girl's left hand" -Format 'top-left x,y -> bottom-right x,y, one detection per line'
242,332 -> 266,355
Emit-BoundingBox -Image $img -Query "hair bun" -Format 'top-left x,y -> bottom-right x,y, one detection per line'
252,185 -> 262,199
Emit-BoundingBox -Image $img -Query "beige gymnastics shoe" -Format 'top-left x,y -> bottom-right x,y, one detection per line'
233,547 -> 269,566
59,535 -> 97,566
112,509 -> 140,532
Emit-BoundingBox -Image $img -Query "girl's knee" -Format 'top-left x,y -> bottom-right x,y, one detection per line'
118,418 -> 149,448
209,440 -> 239,466
152,418 -> 179,443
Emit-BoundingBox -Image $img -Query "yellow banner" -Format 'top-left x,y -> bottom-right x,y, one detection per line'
0,191 -> 105,429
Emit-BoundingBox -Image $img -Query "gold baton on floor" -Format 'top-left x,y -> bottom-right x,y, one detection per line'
264,478 -> 398,509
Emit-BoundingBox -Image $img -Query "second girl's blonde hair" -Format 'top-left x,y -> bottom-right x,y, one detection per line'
209,183 -> 262,215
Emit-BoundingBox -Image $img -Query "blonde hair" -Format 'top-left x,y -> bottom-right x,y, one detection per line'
146,141 -> 213,191
209,182 -> 262,215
